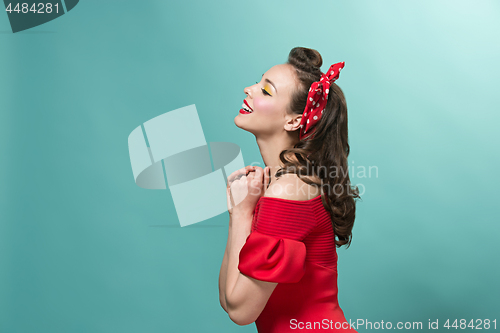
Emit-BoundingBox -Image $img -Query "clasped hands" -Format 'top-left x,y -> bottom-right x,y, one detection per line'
226,166 -> 271,217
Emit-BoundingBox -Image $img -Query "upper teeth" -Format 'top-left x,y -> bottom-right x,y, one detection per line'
242,103 -> 253,112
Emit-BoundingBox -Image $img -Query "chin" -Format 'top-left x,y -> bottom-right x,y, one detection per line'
234,114 -> 246,130
234,116 -> 256,135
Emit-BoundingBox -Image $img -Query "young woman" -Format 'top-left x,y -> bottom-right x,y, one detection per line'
219,47 -> 360,332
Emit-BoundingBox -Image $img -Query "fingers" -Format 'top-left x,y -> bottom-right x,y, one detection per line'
227,186 -> 235,211
227,166 -> 272,209
227,165 -> 256,185
264,166 -> 271,189
229,174 -> 249,207
253,166 -> 263,183
246,167 -> 265,196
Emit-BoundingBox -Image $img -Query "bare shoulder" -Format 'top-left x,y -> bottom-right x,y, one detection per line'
264,173 -> 321,201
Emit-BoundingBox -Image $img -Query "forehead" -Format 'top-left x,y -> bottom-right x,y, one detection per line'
264,64 -> 297,93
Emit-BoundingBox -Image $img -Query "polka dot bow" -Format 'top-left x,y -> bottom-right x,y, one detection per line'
299,61 -> 345,140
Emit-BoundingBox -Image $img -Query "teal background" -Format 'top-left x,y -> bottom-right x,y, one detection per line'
1,1 -> 499,332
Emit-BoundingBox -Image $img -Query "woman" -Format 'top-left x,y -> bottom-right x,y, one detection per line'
219,47 -> 360,332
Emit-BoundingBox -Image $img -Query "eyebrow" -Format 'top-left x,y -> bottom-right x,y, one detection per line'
262,74 -> 277,93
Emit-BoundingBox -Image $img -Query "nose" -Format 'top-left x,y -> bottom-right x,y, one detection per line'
244,85 -> 253,98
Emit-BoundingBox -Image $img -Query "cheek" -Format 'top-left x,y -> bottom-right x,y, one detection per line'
253,97 -> 276,115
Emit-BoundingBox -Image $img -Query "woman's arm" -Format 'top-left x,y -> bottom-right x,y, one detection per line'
219,165 -> 277,325
218,215 -> 232,312
220,170 -> 319,325
219,165 -> 250,313
223,210 -> 277,326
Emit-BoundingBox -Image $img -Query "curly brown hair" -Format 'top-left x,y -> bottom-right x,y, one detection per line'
275,47 -> 361,248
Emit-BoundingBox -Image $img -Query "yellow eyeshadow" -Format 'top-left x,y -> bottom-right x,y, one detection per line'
264,84 -> 272,95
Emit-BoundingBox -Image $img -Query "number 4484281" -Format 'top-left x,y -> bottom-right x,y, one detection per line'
444,319 -> 496,330
5,3 -> 59,14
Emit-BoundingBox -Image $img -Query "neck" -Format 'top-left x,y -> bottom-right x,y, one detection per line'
255,133 -> 299,187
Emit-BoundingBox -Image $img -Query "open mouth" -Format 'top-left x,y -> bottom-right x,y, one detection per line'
240,101 -> 253,114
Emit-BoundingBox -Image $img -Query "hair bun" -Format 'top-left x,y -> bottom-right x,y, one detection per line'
288,47 -> 323,72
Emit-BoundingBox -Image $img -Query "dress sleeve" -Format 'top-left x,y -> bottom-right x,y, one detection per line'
238,197 -> 317,283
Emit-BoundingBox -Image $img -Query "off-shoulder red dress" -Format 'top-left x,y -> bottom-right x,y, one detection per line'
238,194 -> 357,333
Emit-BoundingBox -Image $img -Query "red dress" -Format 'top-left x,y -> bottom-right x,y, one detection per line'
238,194 -> 358,333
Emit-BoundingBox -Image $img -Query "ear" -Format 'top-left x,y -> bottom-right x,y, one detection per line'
284,114 -> 302,132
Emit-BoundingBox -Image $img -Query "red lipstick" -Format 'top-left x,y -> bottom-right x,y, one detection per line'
240,100 -> 254,114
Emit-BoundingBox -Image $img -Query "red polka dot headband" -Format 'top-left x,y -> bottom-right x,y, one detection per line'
298,61 -> 345,141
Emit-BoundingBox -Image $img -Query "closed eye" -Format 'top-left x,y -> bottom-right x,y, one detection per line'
261,88 -> 272,96
256,81 -> 272,96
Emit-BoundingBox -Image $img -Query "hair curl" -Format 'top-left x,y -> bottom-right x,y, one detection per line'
275,47 -> 361,248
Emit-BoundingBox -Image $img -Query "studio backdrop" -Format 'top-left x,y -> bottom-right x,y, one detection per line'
1,1 -> 499,332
